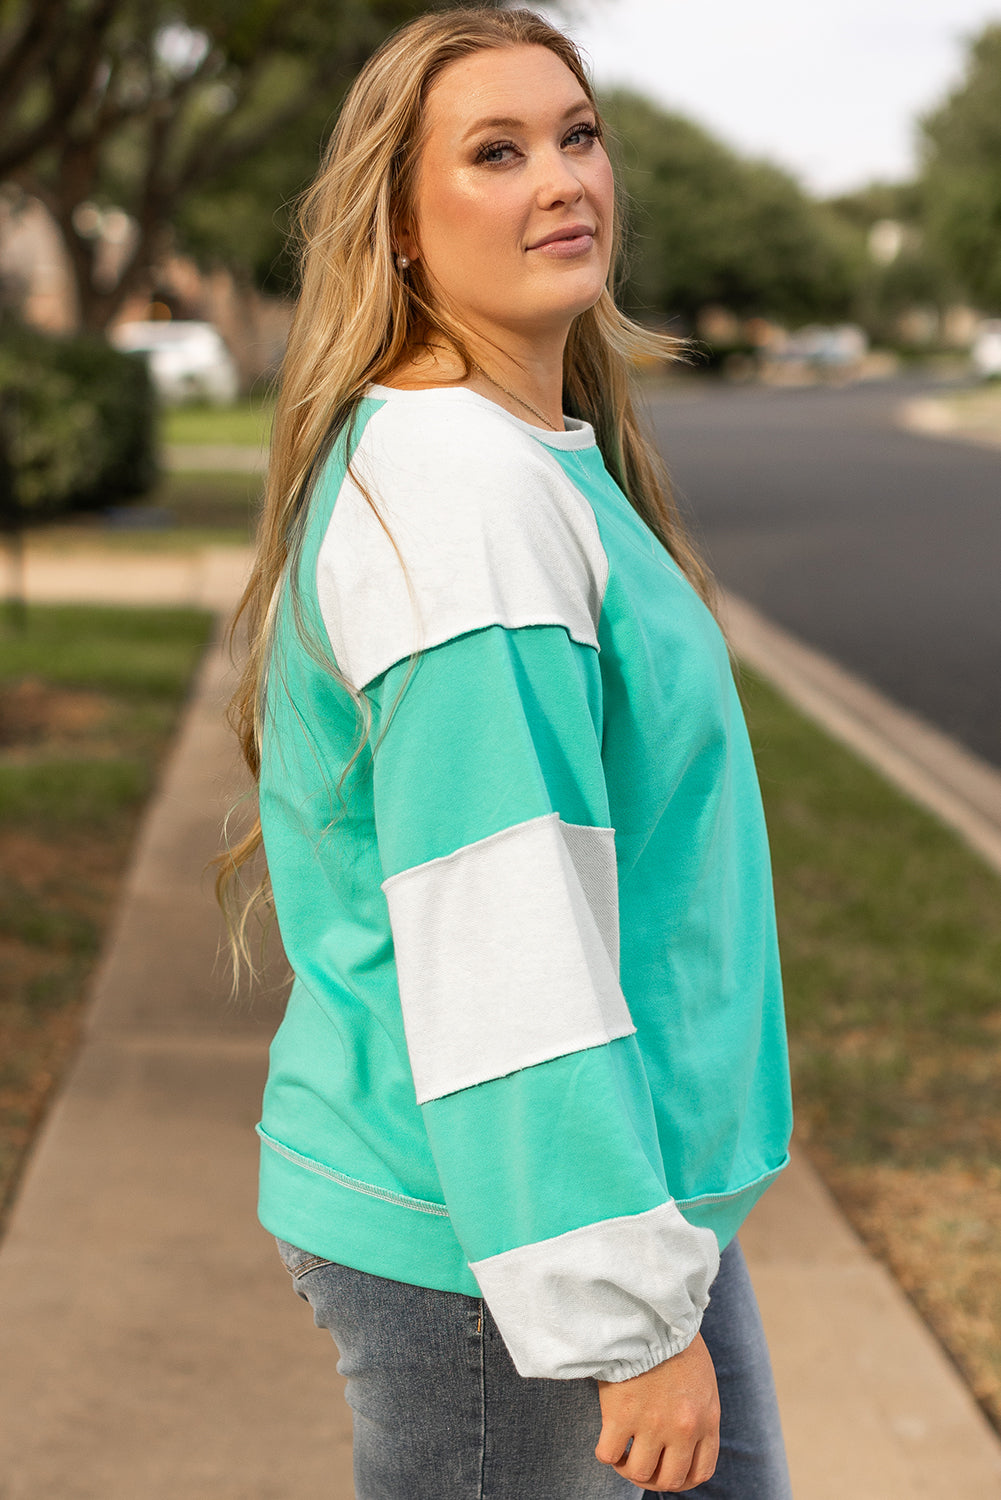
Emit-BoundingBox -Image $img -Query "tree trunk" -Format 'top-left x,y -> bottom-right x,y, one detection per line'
0,393 -> 27,633
47,108 -> 178,333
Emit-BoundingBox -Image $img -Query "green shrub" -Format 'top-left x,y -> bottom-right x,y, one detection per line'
0,318 -> 159,517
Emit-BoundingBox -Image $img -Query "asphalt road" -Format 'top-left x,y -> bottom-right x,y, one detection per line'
646,378 -> 1001,770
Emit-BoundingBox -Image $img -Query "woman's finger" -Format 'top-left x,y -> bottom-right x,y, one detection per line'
616,1436 -> 665,1488
645,1449 -> 696,1492
594,1421 -> 632,1469
674,1433 -> 720,1492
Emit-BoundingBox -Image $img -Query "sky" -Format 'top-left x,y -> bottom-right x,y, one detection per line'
535,0 -> 1001,197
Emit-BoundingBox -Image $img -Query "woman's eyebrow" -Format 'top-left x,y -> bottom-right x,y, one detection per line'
461,98 -> 594,141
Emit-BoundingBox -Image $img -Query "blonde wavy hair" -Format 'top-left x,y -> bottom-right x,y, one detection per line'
218,4 -> 714,966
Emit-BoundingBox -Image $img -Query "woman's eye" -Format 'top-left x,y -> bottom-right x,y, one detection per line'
563,122 -> 599,149
473,123 -> 599,166
475,139 -> 518,165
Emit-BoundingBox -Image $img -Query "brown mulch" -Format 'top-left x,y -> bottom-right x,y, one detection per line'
808,1146 -> 1001,1427
0,678 -> 112,747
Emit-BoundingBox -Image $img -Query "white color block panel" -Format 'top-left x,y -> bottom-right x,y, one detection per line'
315,394 -> 609,690
381,813 -> 631,1104
470,1200 -> 721,1381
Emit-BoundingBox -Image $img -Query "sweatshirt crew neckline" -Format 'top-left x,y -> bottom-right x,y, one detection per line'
365,382 -> 597,451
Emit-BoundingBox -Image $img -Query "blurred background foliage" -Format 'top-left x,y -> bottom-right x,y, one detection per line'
602,90 -> 863,327
920,23 -> 1001,316
0,1 -> 999,401
0,320 -> 157,515
0,0 -> 475,331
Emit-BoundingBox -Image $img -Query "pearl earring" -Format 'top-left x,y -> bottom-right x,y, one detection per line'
396,254 -> 411,270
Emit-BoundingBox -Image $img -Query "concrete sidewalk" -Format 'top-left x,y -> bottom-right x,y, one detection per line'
2,560 -> 1001,1497
17,543 -> 255,612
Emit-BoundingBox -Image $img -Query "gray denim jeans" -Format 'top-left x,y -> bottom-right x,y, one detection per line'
275,1236 -> 792,1499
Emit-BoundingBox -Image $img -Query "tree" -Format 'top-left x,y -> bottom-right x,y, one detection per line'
0,0 -> 457,332
601,89 -> 859,328
0,0 -> 121,177
824,181 -> 959,343
920,23 -> 1001,312
825,181 -> 923,233
168,68 -> 344,300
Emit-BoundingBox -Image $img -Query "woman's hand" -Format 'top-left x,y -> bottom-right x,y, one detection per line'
595,1333 -> 720,1492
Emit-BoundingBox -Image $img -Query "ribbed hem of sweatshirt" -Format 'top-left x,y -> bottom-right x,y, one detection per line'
258,1129 -> 480,1296
258,1129 -> 791,1301
677,1156 -> 791,1246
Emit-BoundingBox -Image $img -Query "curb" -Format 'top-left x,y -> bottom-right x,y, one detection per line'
898,396 -> 1001,452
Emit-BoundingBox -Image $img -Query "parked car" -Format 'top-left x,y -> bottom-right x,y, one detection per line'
777,324 -> 869,368
759,323 -> 869,385
971,320 -> 1001,379
109,320 -> 240,404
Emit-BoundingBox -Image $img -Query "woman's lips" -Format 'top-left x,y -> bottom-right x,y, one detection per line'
528,231 -> 595,259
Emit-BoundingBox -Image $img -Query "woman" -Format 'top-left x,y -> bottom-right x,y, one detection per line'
222,7 -> 794,1496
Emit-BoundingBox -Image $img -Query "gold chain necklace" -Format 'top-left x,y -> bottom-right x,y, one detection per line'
471,363 -> 562,432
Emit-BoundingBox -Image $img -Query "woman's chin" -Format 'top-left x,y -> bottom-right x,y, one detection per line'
479,285 -> 607,338
532,268 -> 609,321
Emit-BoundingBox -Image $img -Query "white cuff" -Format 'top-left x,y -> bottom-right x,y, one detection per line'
469,1201 -> 720,1381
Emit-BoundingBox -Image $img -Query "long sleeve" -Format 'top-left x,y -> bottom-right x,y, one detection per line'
368,625 -> 719,1381
312,397 -> 720,1382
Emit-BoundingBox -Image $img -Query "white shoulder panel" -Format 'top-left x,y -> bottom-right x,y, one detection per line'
381,811 -> 631,1104
315,399 -> 609,690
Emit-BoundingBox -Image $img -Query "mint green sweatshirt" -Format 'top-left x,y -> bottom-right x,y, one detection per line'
256,384 -> 792,1384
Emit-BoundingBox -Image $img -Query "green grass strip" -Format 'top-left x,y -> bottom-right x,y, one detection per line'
1,604 -> 214,694
162,397 -> 274,449
743,667 -> 1001,1169
0,760 -> 151,828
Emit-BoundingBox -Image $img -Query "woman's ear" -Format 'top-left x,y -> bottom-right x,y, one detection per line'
392,219 -> 419,268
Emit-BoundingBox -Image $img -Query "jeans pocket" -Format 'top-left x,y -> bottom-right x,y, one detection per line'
274,1237 -> 337,1282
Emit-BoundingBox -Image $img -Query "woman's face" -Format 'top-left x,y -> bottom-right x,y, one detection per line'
401,44 -> 615,345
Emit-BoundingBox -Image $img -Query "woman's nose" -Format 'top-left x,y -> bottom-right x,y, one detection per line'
534,150 -> 586,209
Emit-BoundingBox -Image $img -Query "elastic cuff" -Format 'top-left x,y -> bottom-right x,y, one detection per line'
592,1311 -> 704,1384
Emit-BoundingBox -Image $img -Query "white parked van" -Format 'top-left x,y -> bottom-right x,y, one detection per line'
110,320 -> 240,403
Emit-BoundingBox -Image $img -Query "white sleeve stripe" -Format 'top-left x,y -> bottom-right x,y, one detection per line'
469,1200 -> 721,1382
557,816 -> 620,977
314,401 -> 609,691
382,813 -> 632,1104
